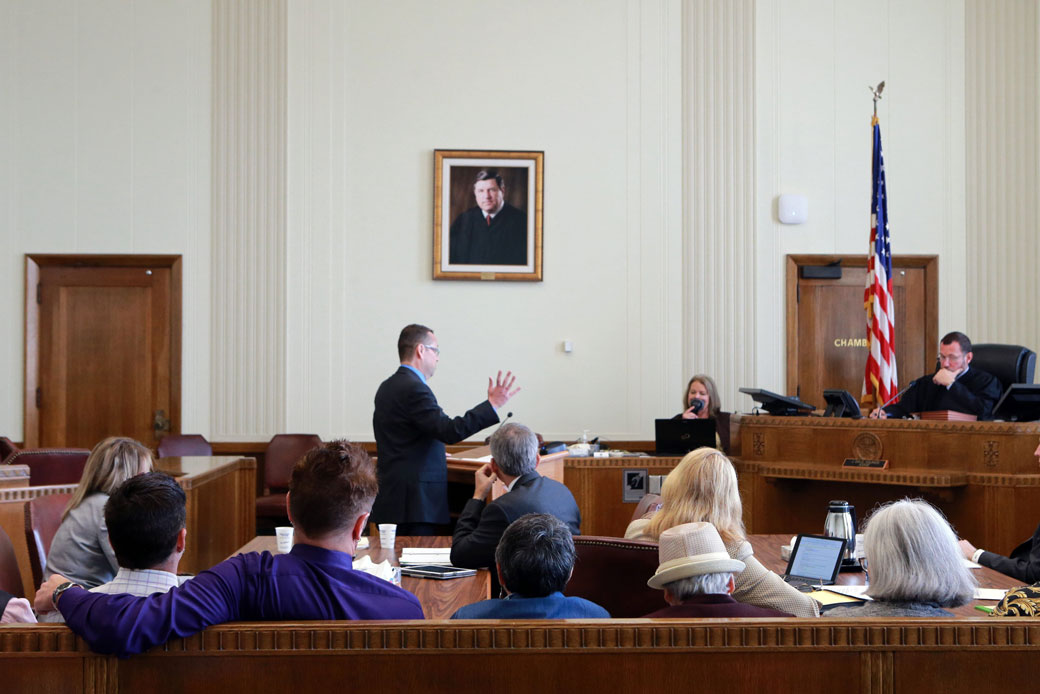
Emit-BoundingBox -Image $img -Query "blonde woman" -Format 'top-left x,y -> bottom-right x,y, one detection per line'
45,437 -> 154,588
625,447 -> 819,617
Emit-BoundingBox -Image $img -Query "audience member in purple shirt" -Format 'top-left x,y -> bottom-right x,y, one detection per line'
36,440 -> 423,656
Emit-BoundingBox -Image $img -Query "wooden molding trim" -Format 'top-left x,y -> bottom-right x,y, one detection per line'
756,463 -> 967,488
0,484 -> 78,502
4,619 -> 1040,655
738,415 -> 1040,435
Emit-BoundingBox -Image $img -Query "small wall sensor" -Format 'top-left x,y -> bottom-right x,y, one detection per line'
778,194 -> 808,224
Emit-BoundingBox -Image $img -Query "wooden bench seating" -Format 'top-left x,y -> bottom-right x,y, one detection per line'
2,618 -> 1040,693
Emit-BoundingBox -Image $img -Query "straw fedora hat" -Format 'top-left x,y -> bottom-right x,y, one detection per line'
647,522 -> 746,590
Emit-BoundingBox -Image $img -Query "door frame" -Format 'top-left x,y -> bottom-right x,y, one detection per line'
784,254 -> 938,399
24,254 -> 182,448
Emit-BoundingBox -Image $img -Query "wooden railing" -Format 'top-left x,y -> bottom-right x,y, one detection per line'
2,618 -> 1039,693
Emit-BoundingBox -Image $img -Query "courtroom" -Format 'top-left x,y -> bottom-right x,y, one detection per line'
2,2 -> 1040,693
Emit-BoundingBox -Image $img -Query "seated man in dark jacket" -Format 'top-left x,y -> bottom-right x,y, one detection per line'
644,522 -> 792,618
959,437 -> 1040,584
450,422 -> 580,570
451,513 -> 608,619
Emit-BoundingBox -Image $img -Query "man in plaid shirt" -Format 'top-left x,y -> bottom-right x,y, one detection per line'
37,471 -> 188,621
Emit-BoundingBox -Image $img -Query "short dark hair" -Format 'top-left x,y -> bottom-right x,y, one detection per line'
288,440 -> 378,538
940,331 -> 972,354
104,471 -> 186,570
473,169 -> 504,189
495,513 -> 575,597
398,324 -> 433,361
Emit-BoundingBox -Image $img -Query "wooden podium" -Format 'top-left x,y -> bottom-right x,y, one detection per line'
735,415 -> 1040,555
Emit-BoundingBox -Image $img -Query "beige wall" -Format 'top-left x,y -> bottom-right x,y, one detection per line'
1,0 -> 1036,443
0,0 -> 212,440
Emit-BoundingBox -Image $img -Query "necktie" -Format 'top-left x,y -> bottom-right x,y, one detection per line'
486,214 -> 492,226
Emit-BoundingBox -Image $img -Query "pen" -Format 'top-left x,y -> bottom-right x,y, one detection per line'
974,605 -> 994,614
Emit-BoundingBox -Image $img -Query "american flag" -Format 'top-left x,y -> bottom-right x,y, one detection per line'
863,115 -> 897,405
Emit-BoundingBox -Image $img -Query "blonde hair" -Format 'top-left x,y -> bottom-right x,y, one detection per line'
684,374 -> 722,419
63,437 -> 154,521
646,448 -> 745,544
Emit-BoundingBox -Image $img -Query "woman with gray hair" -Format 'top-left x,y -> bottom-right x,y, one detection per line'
827,499 -> 976,617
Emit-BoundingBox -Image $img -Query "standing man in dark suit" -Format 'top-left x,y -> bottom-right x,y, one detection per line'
450,422 -> 581,570
371,324 -> 519,536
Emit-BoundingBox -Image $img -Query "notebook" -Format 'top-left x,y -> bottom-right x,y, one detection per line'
782,534 -> 847,589
654,418 -> 717,455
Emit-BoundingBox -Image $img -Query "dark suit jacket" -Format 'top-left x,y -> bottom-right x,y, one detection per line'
450,591 -> 609,619
450,471 -> 581,569
371,367 -> 498,525
644,594 -> 793,618
979,522 -> 1040,584
883,367 -> 1002,419
448,203 -> 527,265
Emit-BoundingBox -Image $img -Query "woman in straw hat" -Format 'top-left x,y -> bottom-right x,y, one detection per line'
625,447 -> 819,617
645,522 -> 793,618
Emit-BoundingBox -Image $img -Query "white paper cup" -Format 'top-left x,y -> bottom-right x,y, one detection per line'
378,523 -> 397,550
275,526 -> 294,553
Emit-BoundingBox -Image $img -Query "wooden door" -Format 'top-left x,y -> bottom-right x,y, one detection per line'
785,255 -> 938,408
25,256 -> 182,449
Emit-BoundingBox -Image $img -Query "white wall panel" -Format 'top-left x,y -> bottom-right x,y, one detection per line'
684,0 -> 759,415
211,0 -> 287,439
0,0 -> 210,441
285,0 -> 684,440
754,0 -> 966,405
966,0 -> 1040,354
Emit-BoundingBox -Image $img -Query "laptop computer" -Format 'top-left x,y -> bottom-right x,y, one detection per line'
654,418 -> 717,455
782,534 -> 848,589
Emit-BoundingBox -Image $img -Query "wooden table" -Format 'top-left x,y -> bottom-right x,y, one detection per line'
233,535 -> 490,619
749,533 -> 1021,617
155,456 -> 256,574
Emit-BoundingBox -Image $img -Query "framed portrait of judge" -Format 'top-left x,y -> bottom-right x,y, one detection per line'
433,149 -> 543,281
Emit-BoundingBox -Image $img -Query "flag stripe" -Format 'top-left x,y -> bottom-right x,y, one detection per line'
863,118 -> 898,406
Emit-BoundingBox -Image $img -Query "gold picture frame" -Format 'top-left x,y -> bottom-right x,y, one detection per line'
433,149 -> 543,281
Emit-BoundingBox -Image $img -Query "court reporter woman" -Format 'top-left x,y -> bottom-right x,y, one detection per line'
676,374 -> 727,451
624,448 -> 820,617
826,499 -> 976,618
46,437 -> 153,589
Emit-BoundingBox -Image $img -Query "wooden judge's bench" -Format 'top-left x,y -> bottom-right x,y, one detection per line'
733,414 -> 1040,554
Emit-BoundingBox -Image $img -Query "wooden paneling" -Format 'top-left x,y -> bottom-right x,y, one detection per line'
25,254 -> 183,449
5,620 -> 1040,694
737,416 -> 1040,553
785,255 -> 938,405
564,457 -> 683,537
155,456 -> 256,574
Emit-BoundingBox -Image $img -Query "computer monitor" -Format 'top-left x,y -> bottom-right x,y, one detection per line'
823,389 -> 862,419
739,388 -> 815,416
992,384 -> 1040,422
654,419 -> 717,455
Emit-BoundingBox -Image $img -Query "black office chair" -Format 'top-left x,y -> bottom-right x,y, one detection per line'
971,343 -> 1036,391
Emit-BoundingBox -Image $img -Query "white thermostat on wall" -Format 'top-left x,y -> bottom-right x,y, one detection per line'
778,194 -> 808,225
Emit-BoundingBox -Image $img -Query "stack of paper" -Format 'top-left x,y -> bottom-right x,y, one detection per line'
399,547 -> 453,566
